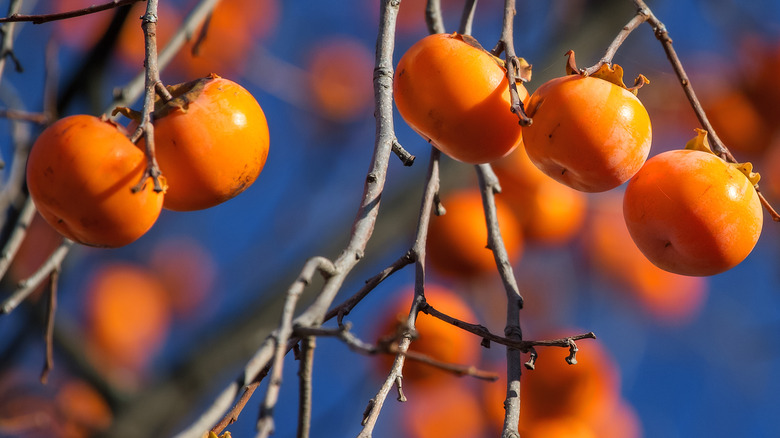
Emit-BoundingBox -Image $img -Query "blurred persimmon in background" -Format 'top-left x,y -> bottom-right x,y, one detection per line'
493,146 -> 587,246
401,380 -> 488,438
374,284 -> 482,387
307,36 -> 374,123
149,236 -> 217,318
585,193 -> 708,325
427,188 -> 522,279
84,262 -> 171,383
55,379 -> 113,438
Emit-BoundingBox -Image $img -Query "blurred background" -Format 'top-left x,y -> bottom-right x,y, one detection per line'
0,0 -> 779,437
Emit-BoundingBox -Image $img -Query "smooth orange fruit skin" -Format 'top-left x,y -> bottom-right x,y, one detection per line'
147,75 -> 270,211
523,75 -> 652,192
403,381 -> 487,438
623,149 -> 763,276
375,285 -> 482,386
394,33 -> 527,164
26,115 -> 164,248
427,188 -> 523,278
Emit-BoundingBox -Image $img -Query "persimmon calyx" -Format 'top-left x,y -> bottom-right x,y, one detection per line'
564,50 -> 649,95
685,128 -> 761,185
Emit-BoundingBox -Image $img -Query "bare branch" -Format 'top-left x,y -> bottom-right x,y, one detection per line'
581,11 -> 648,76
296,336 -> 315,438
0,0 -> 145,24
1,239 -> 73,315
40,268 -> 59,384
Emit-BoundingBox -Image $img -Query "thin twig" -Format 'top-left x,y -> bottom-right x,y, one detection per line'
458,0 -> 478,35
40,268 -> 59,384
0,197 -> 37,282
581,12 -> 648,76
0,0 -> 145,24
256,257 -> 337,438
477,161 -> 524,438
425,0 -> 445,34
358,147 -> 441,437
496,0 -> 531,127
1,239 -> 73,314
296,336 -> 315,438
0,108 -> 48,124
131,0 -> 165,193
632,0 -> 780,222
0,0 -> 23,78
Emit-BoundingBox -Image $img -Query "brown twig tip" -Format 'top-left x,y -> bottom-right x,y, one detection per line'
565,339 -> 579,365
524,347 -> 538,370
391,139 -> 415,166
132,163 -> 166,193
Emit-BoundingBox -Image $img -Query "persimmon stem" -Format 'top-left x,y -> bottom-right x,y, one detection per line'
133,0 -> 166,193
633,0 -> 780,222
0,0 -> 145,24
497,1 -> 531,127
581,10 -> 648,76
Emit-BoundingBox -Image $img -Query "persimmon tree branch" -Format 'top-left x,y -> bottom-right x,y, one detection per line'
129,0 -> 168,193
631,0 -> 780,221
493,0 -> 531,127
0,0 -> 145,24
0,0 -> 23,77
1,238 -> 73,314
174,1 -> 402,436
581,11 -> 648,76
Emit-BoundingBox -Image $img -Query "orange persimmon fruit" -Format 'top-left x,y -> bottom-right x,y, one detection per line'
134,74 -> 270,211
523,58 -> 652,192
394,32 -> 528,164
375,285 -> 482,386
427,188 -> 522,279
26,115 -> 165,248
623,129 -> 763,276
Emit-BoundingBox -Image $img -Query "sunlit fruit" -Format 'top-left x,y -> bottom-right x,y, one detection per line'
375,285 -> 482,386
135,74 -> 270,211
394,32 -> 527,164
26,115 -> 164,248
427,188 -> 522,278
623,130 -> 763,276
523,63 -> 652,192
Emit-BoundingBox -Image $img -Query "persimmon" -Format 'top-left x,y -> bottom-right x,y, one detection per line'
85,262 -> 171,376
149,236 -> 217,317
375,285 -> 482,386
56,380 -> 113,437
588,194 -> 707,324
394,32 -> 528,164
494,147 -> 587,245
523,61 -> 652,192
427,188 -> 522,279
623,130 -> 763,276
133,74 -> 270,211
26,115 -> 164,248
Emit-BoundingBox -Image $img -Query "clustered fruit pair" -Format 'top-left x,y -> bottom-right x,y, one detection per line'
394,32 -> 764,277
26,74 -> 270,248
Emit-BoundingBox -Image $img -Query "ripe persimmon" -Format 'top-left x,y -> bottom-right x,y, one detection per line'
85,262 -> 171,376
135,74 -> 270,211
394,32 -> 528,164
523,62 -> 652,192
623,130 -> 763,276
427,188 -> 522,279
375,285 -> 482,386
26,115 -> 164,248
